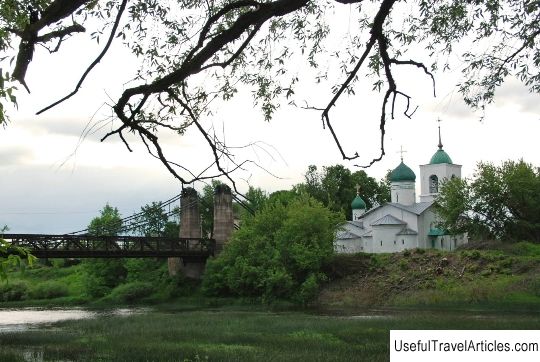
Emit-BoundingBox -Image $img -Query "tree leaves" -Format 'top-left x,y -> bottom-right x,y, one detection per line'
436,160 -> 540,243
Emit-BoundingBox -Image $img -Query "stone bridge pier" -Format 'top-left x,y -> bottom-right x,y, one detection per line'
167,185 -> 234,278
213,184 -> 234,254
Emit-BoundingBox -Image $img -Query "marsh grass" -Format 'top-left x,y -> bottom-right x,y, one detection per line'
1,307 -> 539,361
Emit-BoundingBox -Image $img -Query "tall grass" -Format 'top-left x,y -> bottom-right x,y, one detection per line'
1,308 -> 539,361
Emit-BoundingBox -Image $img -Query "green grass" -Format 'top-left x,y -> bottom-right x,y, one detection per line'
319,243 -> 540,310
1,307 -> 539,361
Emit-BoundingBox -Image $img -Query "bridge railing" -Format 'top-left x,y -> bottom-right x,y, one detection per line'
1,234 -> 216,259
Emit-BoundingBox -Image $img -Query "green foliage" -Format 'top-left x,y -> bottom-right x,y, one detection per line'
83,259 -> 127,298
124,258 -> 165,283
88,204 -> 122,236
0,237 -> 36,281
130,201 -> 179,237
437,160 -> 540,242
28,281 -> 69,300
109,281 -> 155,303
203,195 -> 342,304
85,204 -> 127,297
0,281 -> 28,301
294,165 -> 389,220
132,202 -> 170,236
200,180 -> 224,237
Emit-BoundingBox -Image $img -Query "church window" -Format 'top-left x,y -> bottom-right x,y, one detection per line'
402,239 -> 405,245
429,175 -> 439,193
441,238 -> 444,248
451,174 -> 456,179
394,240 -> 396,245
380,240 -> 383,246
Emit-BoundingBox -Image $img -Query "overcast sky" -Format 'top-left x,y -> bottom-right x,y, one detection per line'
1,8 -> 539,234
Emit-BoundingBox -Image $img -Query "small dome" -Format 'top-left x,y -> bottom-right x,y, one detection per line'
430,149 -> 453,164
389,161 -> 416,182
351,195 -> 366,210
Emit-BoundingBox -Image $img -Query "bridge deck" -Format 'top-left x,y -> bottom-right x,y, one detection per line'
2,234 -> 215,260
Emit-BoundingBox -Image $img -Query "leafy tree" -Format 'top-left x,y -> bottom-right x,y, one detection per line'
87,203 -> 122,236
2,1 -> 538,183
295,164 -> 389,219
436,160 -> 540,243
130,202 -> 172,237
84,204 -> 126,297
200,180 -> 224,237
203,195 -> 342,304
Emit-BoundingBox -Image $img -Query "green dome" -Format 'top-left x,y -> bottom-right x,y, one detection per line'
389,161 -> 416,182
351,195 -> 366,210
430,149 -> 453,164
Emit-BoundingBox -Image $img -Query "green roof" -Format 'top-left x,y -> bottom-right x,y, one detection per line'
351,195 -> 366,210
430,149 -> 453,164
389,161 -> 416,182
428,228 -> 448,236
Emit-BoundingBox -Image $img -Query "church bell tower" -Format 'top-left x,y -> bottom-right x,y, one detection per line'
419,120 -> 462,202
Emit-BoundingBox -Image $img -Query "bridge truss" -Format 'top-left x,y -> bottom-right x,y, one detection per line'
2,234 -> 215,261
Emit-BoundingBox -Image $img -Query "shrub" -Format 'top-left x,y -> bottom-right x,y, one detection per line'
29,281 -> 69,299
83,259 -> 127,298
202,195 -> 342,303
0,281 -> 28,301
110,282 -> 154,303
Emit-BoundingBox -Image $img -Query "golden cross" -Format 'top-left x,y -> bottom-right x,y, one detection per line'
355,184 -> 361,195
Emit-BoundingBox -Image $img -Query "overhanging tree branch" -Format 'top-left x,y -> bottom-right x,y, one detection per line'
37,0 -> 129,115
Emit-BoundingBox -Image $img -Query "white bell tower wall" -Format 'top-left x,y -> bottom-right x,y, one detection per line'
419,163 -> 462,202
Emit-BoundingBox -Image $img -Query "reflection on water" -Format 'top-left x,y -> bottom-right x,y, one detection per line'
0,308 -> 148,333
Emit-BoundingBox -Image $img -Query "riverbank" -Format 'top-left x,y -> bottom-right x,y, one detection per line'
2,242 -> 540,312
319,242 -> 540,311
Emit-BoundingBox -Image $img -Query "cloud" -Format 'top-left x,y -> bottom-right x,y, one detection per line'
494,78 -> 540,114
0,146 -> 33,167
18,117 -> 107,140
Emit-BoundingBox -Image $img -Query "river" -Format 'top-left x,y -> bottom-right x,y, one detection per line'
0,308 -> 146,332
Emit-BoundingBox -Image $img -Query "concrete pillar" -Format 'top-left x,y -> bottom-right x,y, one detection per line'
213,184 -> 234,254
168,187 -> 202,277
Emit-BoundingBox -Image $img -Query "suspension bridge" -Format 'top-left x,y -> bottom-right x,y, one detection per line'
2,186 -> 245,268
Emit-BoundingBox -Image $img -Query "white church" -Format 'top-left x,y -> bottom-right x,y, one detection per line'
335,126 -> 468,253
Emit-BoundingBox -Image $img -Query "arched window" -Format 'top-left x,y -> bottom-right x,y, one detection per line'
451,174 -> 456,179
429,175 -> 439,193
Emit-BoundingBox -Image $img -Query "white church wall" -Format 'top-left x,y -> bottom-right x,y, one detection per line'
334,238 -> 363,254
372,225 -> 403,253
352,208 -> 365,221
362,204 -> 417,230
391,181 -> 416,205
396,234 -> 417,251
363,236 -> 373,253
417,210 -> 435,248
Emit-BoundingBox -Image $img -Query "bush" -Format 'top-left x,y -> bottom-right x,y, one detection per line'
125,259 -> 165,283
202,195 -> 342,303
29,281 -> 69,299
83,259 -> 127,298
0,281 -> 28,301
110,282 -> 155,303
